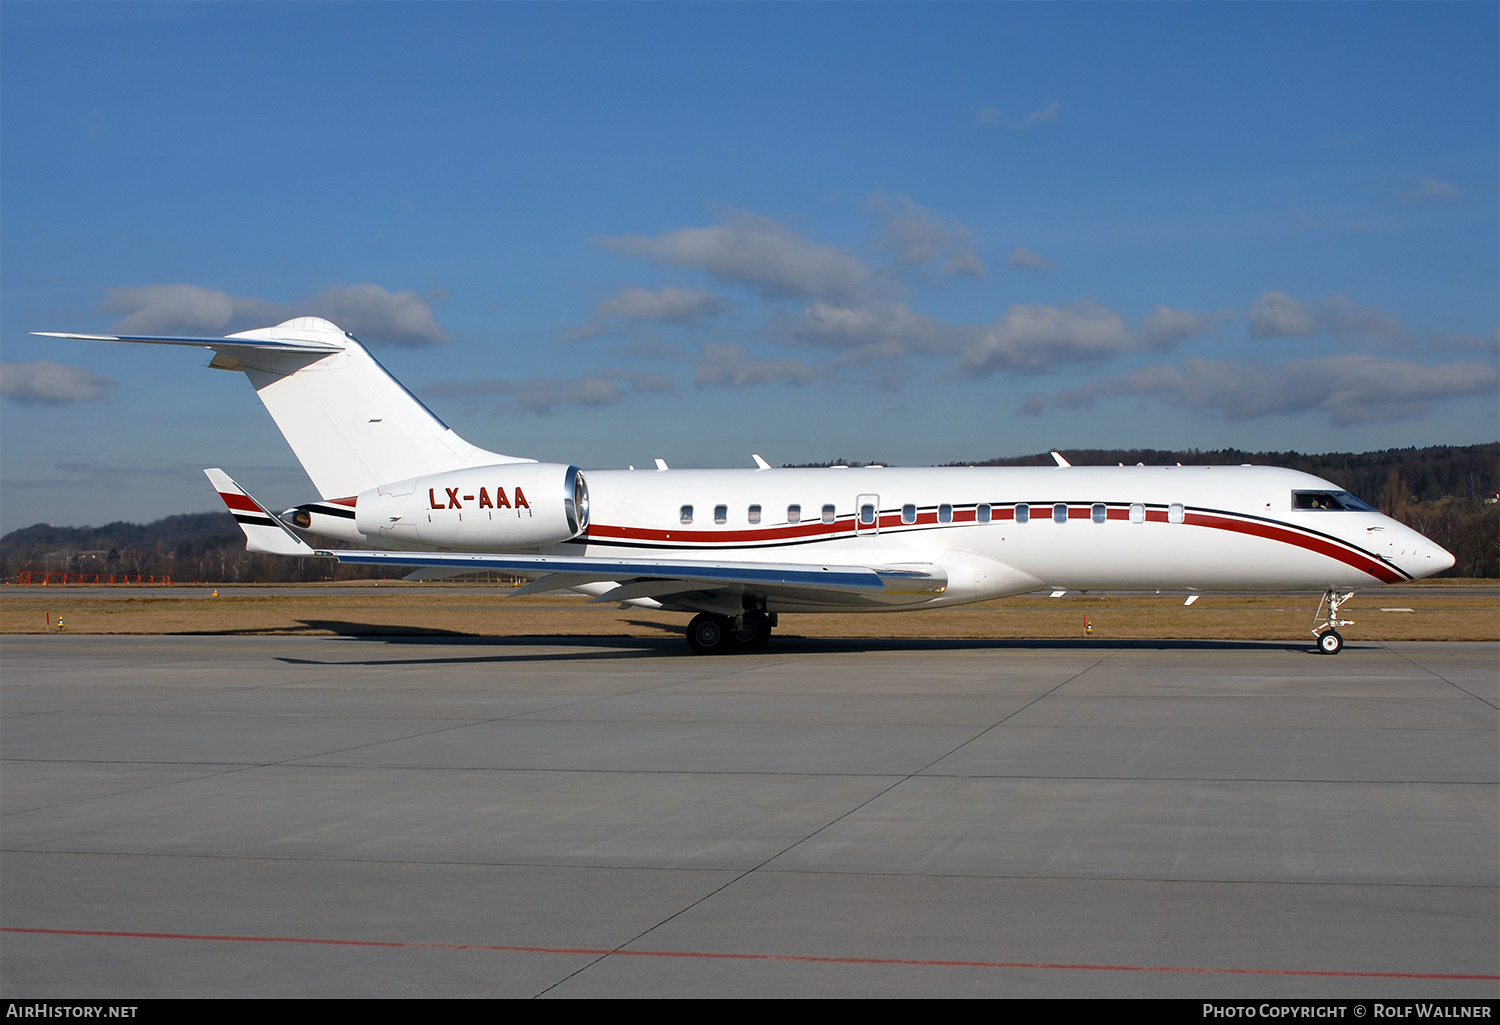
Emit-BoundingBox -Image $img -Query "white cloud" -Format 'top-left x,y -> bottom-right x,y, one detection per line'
1138,305 -> 1220,348
424,368 -> 674,416
941,251 -> 987,279
1249,290 -> 1415,348
300,284 -> 448,347
1005,246 -> 1054,271
594,213 -> 870,302
1043,355 -> 1499,425
977,100 -> 1061,130
957,302 -> 1136,376
1247,291 -> 1317,338
777,299 -> 1212,378
563,286 -> 731,341
102,284 -> 276,336
867,193 -> 985,278
1400,176 -> 1462,202
694,343 -> 821,388
100,283 -> 447,347
1,360 -> 120,405
1314,295 -> 1407,345
787,302 -> 970,359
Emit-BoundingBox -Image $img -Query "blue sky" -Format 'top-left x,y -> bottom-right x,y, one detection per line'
2,2 -> 1496,531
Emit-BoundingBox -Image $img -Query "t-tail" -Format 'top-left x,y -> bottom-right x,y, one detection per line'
33,317 -> 531,499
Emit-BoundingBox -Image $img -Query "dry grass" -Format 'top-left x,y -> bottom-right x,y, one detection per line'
2,581 -> 1495,642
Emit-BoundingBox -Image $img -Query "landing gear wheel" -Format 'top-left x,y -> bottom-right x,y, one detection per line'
686,613 -> 734,655
733,612 -> 772,649
1318,630 -> 1344,655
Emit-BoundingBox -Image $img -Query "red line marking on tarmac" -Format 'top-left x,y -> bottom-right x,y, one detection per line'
4,928 -> 1495,980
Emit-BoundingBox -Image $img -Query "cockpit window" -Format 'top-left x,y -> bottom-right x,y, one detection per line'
1293,490 -> 1375,512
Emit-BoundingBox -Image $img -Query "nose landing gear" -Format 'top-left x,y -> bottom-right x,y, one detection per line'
1312,589 -> 1354,654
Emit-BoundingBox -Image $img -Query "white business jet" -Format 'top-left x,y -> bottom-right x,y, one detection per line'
35,317 -> 1455,654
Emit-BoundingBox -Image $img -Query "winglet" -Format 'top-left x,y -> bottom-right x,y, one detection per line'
752,453 -> 771,470
204,469 -> 317,556
1050,451 -> 1071,467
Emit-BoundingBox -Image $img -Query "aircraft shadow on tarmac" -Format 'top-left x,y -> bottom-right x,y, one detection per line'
274,632 -> 1331,667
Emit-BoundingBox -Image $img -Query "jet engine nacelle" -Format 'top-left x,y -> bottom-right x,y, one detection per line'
355,463 -> 588,548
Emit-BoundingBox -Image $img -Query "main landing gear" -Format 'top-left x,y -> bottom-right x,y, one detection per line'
1312,589 -> 1354,654
686,611 -> 774,655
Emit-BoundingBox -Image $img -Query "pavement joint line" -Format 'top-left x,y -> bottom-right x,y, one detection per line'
1379,642 -> 1499,711
4,928 -> 1495,981
532,653 -> 1118,997
6,851 -> 1497,890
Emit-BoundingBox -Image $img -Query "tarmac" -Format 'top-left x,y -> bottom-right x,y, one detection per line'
1,634 -> 1496,998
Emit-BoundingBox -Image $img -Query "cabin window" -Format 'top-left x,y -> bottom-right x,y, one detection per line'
1129,503 -> 1145,524
680,505 -> 693,524
977,504 -> 991,523
787,504 -> 801,524
1293,490 -> 1375,512
821,503 -> 836,524
1016,504 -> 1030,523
748,504 -> 762,524
1053,503 -> 1068,524
1092,504 -> 1106,523
1169,503 -> 1185,524
939,504 -> 953,523
714,504 -> 727,524
859,503 -> 876,526
902,504 -> 916,524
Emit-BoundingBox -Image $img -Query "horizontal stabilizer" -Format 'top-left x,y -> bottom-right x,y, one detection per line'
31,331 -> 343,355
205,468 -> 318,556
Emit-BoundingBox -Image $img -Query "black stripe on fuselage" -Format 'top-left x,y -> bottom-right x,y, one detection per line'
299,503 -> 356,520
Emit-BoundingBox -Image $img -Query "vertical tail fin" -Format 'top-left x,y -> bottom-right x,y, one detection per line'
221,318 -> 531,498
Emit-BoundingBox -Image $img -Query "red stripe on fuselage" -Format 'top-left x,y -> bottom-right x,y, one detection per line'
586,518 -> 853,545
581,504 -> 1403,582
1184,511 -> 1403,583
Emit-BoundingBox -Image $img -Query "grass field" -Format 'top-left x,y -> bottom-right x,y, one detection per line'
3,580 -> 1495,642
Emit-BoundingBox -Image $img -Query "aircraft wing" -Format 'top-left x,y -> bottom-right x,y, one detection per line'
315,548 -> 946,608
206,469 -> 944,609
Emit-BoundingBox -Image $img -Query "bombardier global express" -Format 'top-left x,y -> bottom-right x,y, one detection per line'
35,317 -> 1456,654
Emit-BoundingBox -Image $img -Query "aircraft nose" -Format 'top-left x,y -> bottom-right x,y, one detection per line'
1428,542 -> 1457,575
1401,538 -> 1456,579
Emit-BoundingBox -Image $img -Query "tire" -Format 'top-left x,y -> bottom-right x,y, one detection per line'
732,612 -> 772,649
1318,630 -> 1344,655
686,613 -> 734,655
